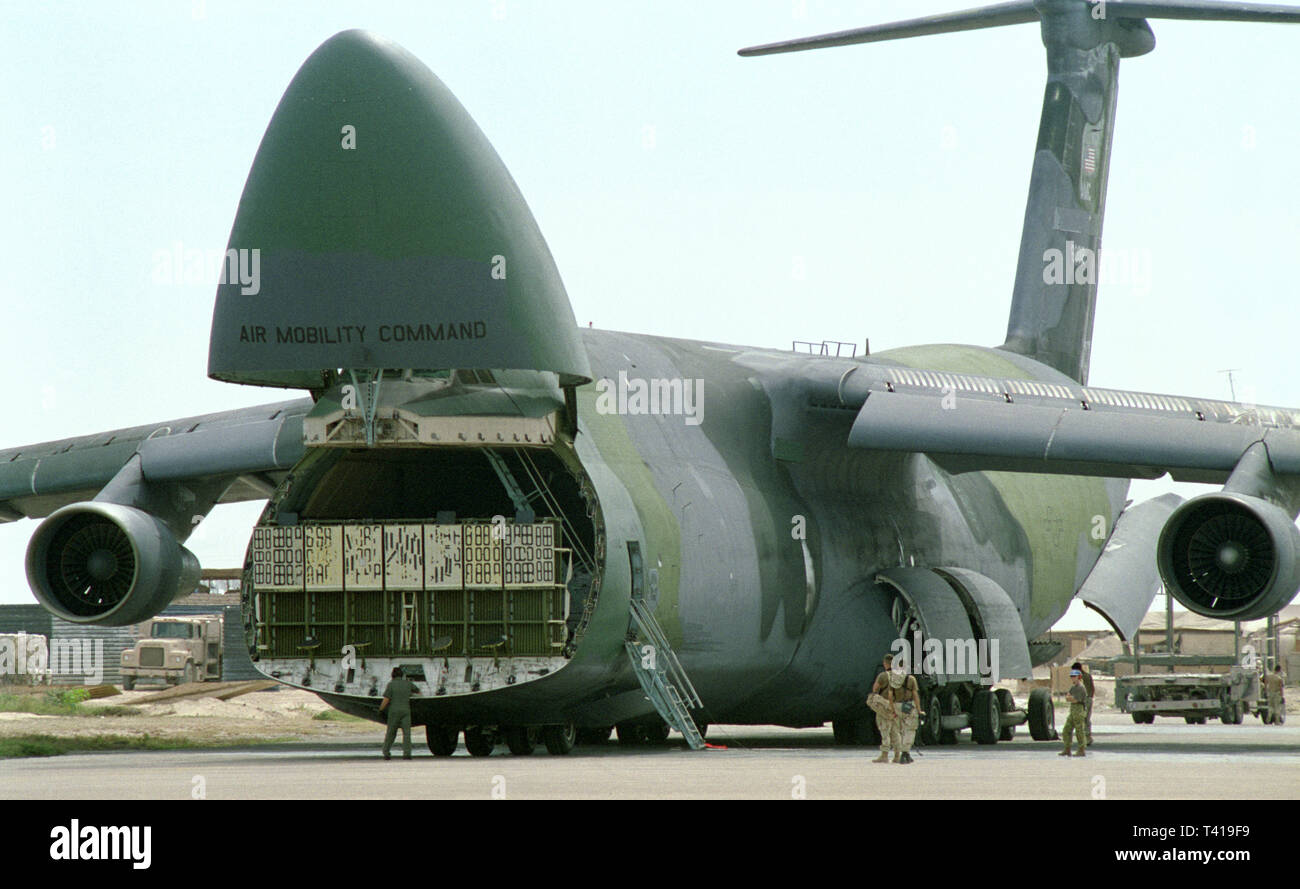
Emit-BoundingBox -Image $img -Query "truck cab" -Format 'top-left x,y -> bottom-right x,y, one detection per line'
121,617 -> 223,690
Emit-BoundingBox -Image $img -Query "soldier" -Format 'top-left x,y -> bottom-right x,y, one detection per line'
379,666 -> 417,759
1262,665 -> 1285,725
1072,660 -> 1095,746
1059,669 -> 1088,757
868,655 -> 895,763
869,654 -> 924,764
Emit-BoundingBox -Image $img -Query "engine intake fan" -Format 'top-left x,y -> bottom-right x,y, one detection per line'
25,502 -> 201,626
1157,492 -> 1300,621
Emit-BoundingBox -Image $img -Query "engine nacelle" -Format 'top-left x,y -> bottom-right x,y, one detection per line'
1157,492 -> 1300,621
25,502 -> 201,626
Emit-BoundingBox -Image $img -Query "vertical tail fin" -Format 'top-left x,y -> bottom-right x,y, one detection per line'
740,0 -> 1300,385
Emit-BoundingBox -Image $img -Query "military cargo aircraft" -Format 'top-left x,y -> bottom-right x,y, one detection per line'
3,0 -> 1300,756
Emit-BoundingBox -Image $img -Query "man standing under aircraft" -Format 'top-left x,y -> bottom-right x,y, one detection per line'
379,667 -> 417,759
1262,665 -> 1285,725
1072,661 -> 1096,746
869,654 -> 924,764
1060,670 -> 1088,757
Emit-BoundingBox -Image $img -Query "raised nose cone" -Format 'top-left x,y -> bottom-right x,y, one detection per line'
208,30 -> 590,389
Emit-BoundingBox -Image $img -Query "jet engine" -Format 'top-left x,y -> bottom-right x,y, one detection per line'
25,502 -> 201,626
1157,492 -> 1300,621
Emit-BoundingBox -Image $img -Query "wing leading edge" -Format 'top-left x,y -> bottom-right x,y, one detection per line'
0,398 -> 312,523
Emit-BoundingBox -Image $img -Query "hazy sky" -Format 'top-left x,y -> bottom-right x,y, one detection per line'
2,0 -> 1298,633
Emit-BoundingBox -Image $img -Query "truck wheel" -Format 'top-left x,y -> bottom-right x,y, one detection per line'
995,688 -> 1017,741
123,677 -> 135,691
504,726 -> 535,756
426,726 -> 459,756
1131,711 -> 1154,724
1028,688 -> 1056,740
971,688 -> 1000,745
542,723 -> 576,755
183,663 -> 196,685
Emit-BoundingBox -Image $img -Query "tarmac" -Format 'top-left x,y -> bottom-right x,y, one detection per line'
3,711 -> 1297,799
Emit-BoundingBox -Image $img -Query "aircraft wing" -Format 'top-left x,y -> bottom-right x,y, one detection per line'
0,398 -> 313,523
838,370 -> 1300,484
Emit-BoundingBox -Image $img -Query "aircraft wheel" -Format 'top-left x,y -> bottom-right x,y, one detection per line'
995,688 -> 1017,741
1028,687 -> 1057,740
919,694 -> 944,747
576,726 -> 612,745
695,721 -> 709,740
644,721 -> 671,744
616,722 -> 646,745
542,723 -> 576,755
426,725 -> 459,756
464,727 -> 495,757
941,690 -> 962,744
504,726 -> 535,756
833,714 -> 880,746
970,688 -> 1000,745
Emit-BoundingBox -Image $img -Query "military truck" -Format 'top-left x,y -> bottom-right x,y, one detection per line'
121,617 -> 223,690
1116,665 -> 1257,725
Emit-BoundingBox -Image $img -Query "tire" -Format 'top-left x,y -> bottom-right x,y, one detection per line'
644,721 -> 671,744
920,693 -> 944,747
1131,711 -> 1154,724
122,677 -> 135,691
183,663 -> 196,685
1028,687 -> 1057,740
616,722 -> 646,745
576,726 -> 612,745
426,725 -> 459,756
542,723 -> 576,755
504,726 -> 535,756
995,688 -> 1017,741
970,688 -> 1000,745
833,714 -> 881,747
464,727 -> 495,757
940,690 -> 961,744
695,721 -> 709,740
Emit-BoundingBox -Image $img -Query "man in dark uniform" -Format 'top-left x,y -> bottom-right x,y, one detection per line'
379,667 -> 418,759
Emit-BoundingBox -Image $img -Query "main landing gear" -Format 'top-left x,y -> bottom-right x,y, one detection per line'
424,721 -> 607,756
831,684 -> 1058,747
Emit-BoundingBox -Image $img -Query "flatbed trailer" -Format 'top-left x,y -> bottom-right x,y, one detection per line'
1115,663 -> 1258,724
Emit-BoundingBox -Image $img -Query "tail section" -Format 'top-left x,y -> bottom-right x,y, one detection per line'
740,0 -> 1300,385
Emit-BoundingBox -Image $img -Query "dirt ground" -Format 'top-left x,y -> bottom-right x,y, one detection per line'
0,686 -> 381,746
